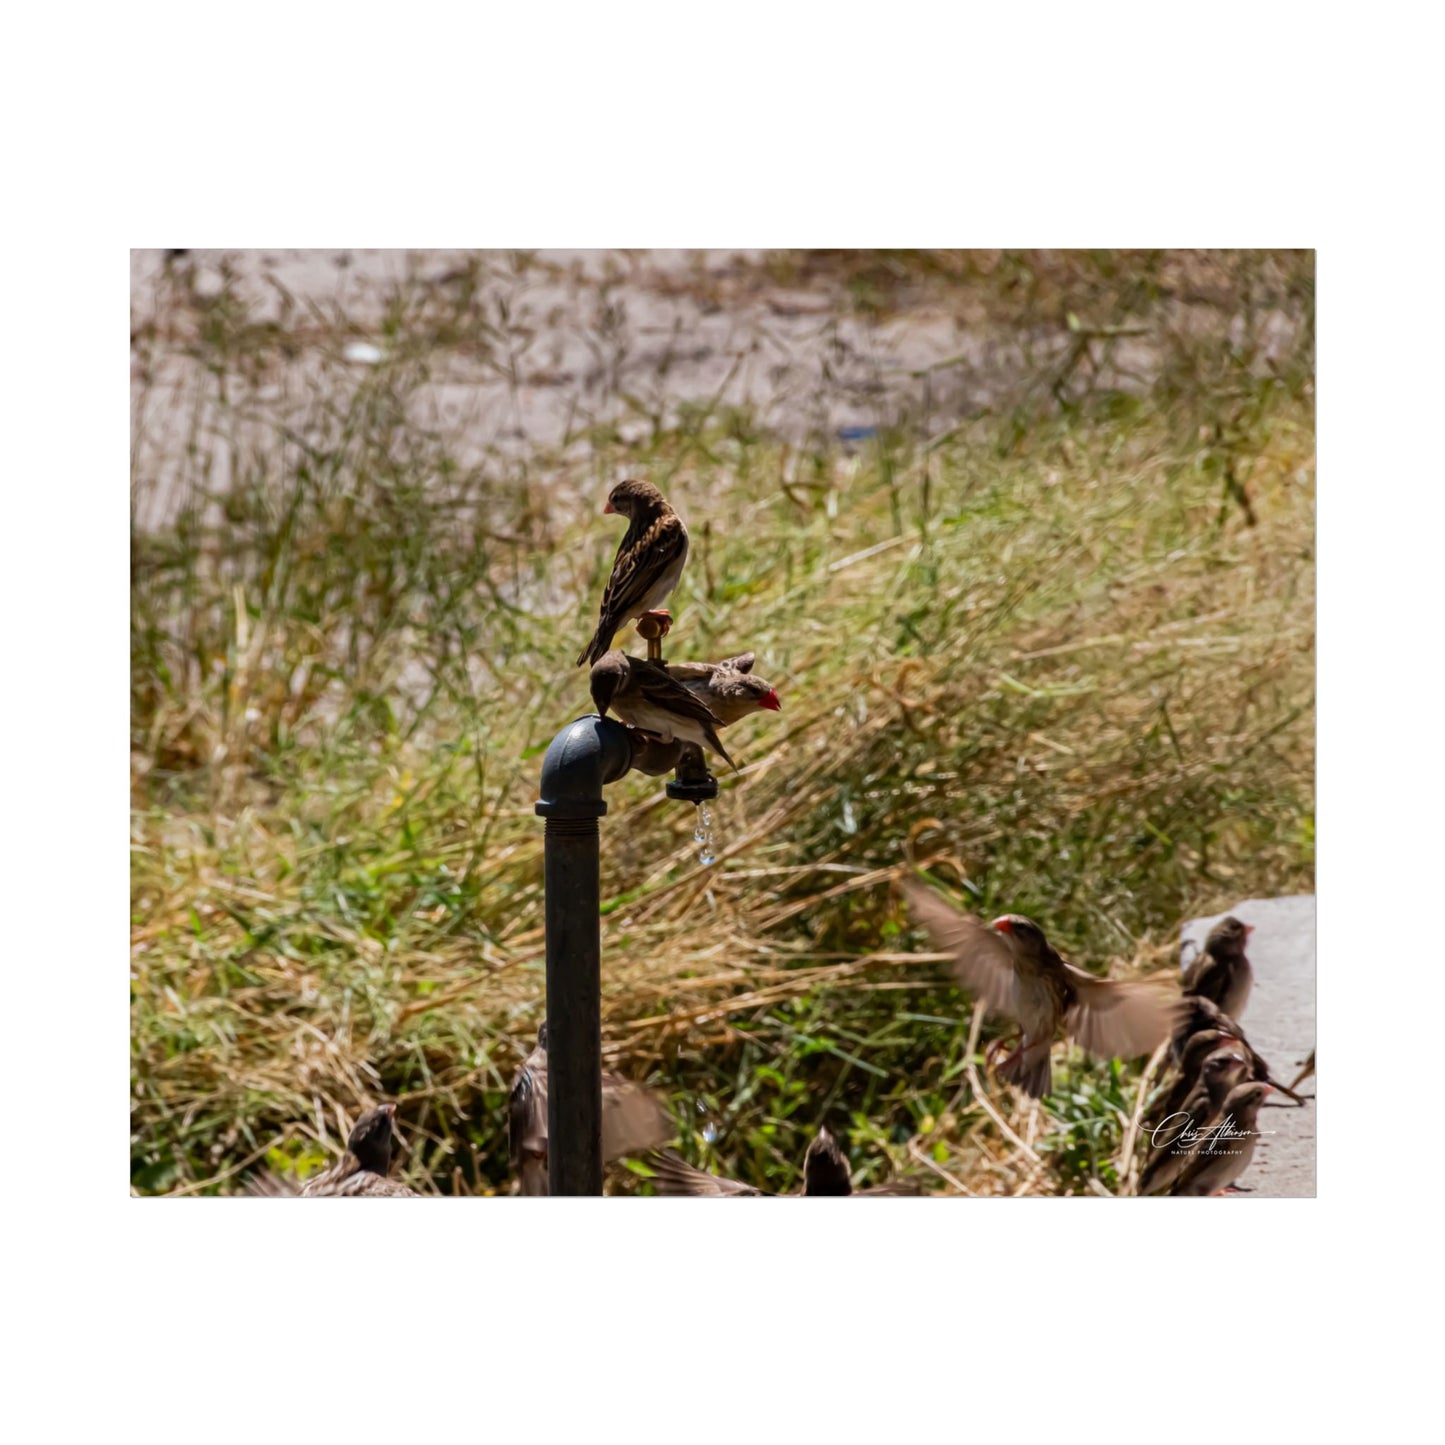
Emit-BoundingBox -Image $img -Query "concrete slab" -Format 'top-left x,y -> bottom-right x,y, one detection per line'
1180,896 -> 1316,1198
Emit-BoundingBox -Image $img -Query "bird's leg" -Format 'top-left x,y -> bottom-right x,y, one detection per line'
635,610 -> 672,664
985,1030 -> 1023,1072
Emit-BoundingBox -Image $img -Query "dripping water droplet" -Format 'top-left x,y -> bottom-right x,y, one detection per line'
694,802 -> 715,866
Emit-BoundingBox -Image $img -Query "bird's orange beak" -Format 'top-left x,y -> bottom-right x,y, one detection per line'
761,689 -> 781,711
603,499 -> 616,514
1244,925 -> 1255,941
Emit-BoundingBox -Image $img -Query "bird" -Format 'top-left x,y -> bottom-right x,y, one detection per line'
1147,1027 -> 1238,1131
1289,1049 -> 1315,1092
644,1126 -> 915,1197
1171,996 -> 1308,1105
1169,1080 -> 1272,1195
576,479 -> 689,667
1182,915 -> 1254,1019
664,654 -> 782,726
902,879 -> 1182,1099
590,650 -> 735,770
1170,994 -> 1248,1065
1138,1046 -> 1251,1195
508,1021 -> 675,1196
298,1104 -> 421,1197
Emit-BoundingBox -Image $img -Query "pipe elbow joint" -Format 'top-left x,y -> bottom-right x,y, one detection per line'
535,715 -> 635,819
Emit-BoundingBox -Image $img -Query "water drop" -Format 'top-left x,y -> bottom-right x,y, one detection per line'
694,802 -> 715,866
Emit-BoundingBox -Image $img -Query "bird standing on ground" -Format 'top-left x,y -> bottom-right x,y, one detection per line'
1169,1080 -> 1272,1196
664,654 -> 782,725
509,1022 -> 675,1196
590,650 -> 735,770
299,1104 -> 421,1197
1139,1047 -> 1251,1195
1170,996 -> 1308,1104
903,879 -> 1182,1099
645,1126 -> 914,1197
576,480 -> 689,667
1182,915 -> 1255,1019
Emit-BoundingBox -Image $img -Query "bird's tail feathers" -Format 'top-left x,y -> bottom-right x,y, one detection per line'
998,1041 -> 1052,1099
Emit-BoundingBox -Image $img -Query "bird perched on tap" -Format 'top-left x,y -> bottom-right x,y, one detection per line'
577,479 -> 690,667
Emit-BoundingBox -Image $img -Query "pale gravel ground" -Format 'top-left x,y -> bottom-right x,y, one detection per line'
130,248 -> 1304,532
1180,896 -> 1316,1198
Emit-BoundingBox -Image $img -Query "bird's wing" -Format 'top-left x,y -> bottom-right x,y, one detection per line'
1181,951 -> 1223,998
596,513 -> 688,630
663,660 -> 716,682
1063,967 -> 1183,1060
633,659 -> 723,728
241,1170 -> 298,1198
854,1181 -> 923,1198
642,1150 -> 766,1197
601,1077 -> 674,1160
299,1159 -> 354,1197
339,1172 -> 423,1198
901,880 -> 1018,1014
510,1051 -> 548,1170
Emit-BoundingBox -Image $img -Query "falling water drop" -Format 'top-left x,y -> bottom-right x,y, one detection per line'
694,802 -> 715,866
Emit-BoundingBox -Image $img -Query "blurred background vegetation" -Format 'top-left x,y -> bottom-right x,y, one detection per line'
130,248 -> 1314,1196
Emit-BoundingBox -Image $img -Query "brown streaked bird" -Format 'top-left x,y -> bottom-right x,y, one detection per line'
1139,1047 -> 1251,1195
1171,994 -> 1248,1065
1169,1080 -> 1272,1196
665,655 -> 782,726
1172,996 -> 1307,1105
644,1126 -> 916,1198
903,879 -> 1182,1100
508,1021 -> 675,1196
1182,915 -> 1254,1019
1148,1027 -> 1237,1131
299,1104 -> 421,1198
590,650 -> 735,770
576,479 -> 690,667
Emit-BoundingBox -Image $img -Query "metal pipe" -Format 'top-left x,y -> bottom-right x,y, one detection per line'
534,715 -> 634,1195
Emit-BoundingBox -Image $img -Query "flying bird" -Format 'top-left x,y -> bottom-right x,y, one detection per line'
299,1104 -> 421,1198
590,650 -> 735,770
902,879 -> 1182,1099
1169,1080 -> 1272,1196
644,1126 -> 915,1197
1182,915 -> 1255,1019
576,479 -> 689,667
508,1021 -> 675,1196
666,654 -> 782,726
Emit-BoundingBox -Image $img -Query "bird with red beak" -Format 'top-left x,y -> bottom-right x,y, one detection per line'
903,881 -> 1184,1099
1182,915 -> 1256,1020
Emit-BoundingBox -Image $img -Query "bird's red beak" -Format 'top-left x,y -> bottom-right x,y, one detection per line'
1244,925 -> 1255,941
761,689 -> 781,712
603,499 -> 616,514
382,1104 -> 396,1117
990,917 -> 1013,934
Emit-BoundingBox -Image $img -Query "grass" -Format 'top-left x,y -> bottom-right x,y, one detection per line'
130,249 -> 1315,1196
